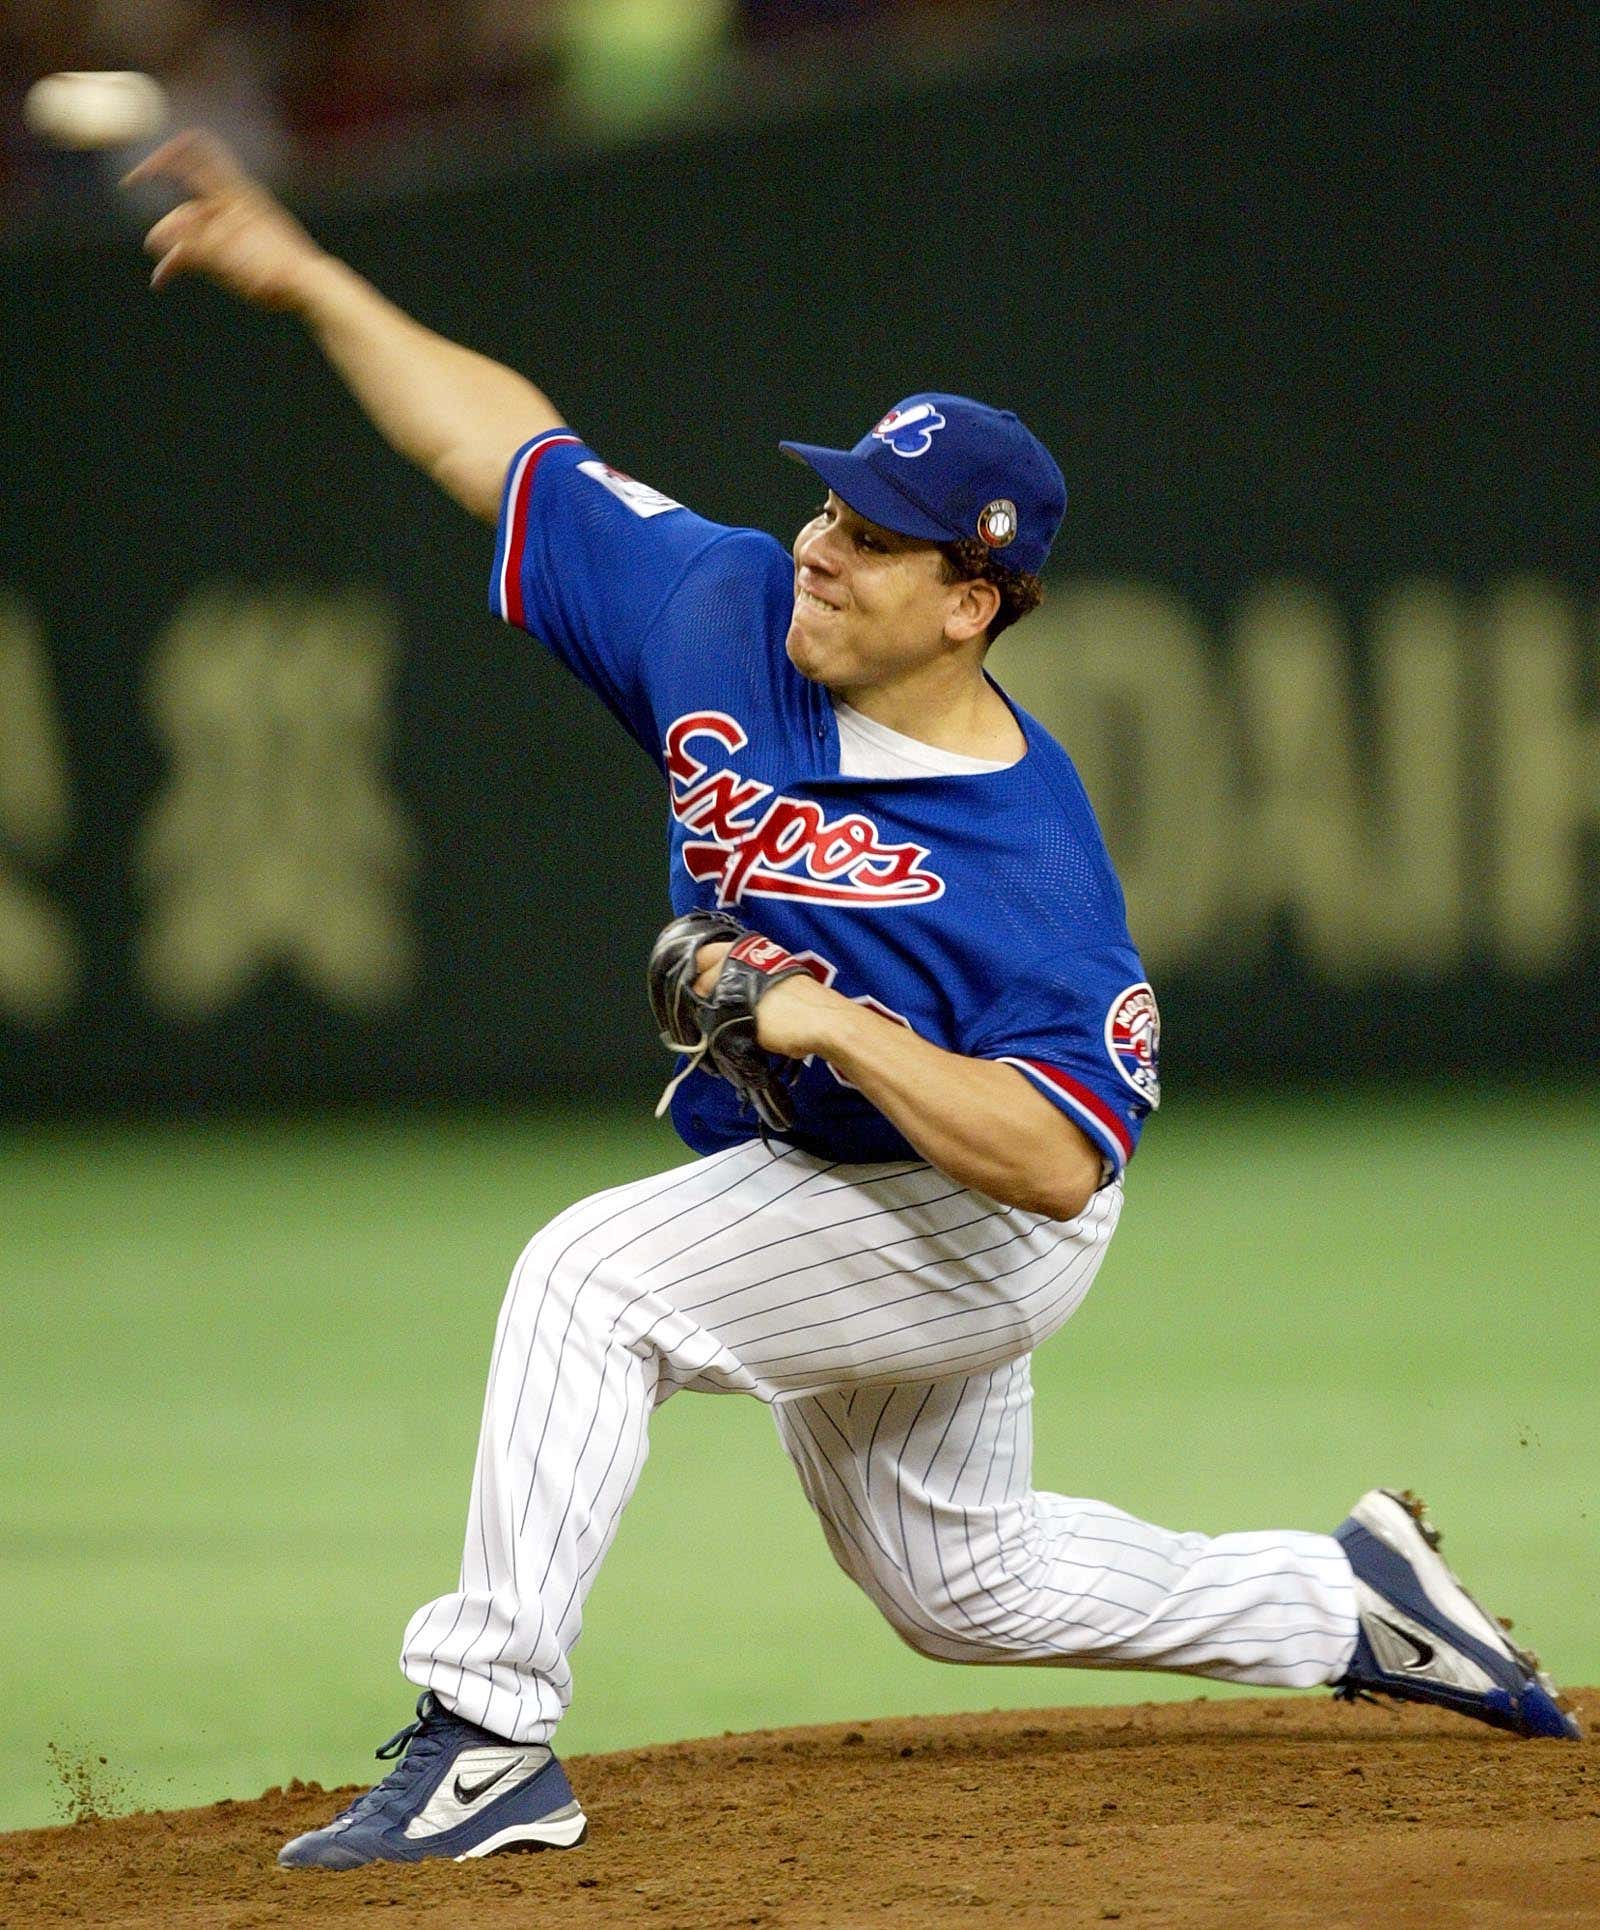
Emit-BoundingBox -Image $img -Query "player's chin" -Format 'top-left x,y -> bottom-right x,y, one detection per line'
783,619 -> 833,685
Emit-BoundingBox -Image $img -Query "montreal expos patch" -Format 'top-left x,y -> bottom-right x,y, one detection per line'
1105,983 -> 1160,1106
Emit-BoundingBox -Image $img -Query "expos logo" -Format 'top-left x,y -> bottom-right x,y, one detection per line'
1105,983 -> 1161,1106
872,403 -> 947,458
664,712 -> 946,908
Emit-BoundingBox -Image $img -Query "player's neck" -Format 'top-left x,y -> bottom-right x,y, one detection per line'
832,667 -> 1024,762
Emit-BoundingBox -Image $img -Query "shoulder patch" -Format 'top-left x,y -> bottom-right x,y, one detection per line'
1105,983 -> 1160,1106
577,459 -> 684,519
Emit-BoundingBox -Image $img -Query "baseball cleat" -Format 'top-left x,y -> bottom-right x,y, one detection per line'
1332,1488 -> 1580,1740
277,1692 -> 587,1868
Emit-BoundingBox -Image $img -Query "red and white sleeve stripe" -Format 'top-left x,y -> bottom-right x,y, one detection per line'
494,431 -> 582,627
996,1057 -> 1135,1175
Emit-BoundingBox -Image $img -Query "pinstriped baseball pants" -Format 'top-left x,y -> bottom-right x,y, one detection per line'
400,1139 -> 1358,1744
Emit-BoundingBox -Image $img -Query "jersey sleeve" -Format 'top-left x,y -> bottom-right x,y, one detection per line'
489,430 -> 746,746
965,948 -> 1161,1180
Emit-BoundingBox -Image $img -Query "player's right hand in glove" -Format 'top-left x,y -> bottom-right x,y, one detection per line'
647,910 -> 816,1133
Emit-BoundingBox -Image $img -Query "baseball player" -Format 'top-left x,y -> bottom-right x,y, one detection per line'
126,132 -> 1579,1869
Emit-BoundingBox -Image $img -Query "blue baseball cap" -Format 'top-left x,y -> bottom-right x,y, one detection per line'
780,392 -> 1067,576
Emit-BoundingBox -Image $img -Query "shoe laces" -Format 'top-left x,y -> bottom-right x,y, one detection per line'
326,1692 -> 454,1830
375,1695 -> 435,1762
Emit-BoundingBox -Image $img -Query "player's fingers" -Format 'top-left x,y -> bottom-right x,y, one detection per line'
176,128 -> 252,196
122,126 -> 247,198
142,202 -> 201,258
692,941 -> 734,1000
121,130 -> 203,191
148,240 -> 190,291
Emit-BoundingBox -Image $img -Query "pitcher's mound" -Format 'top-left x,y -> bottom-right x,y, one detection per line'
5,1692 -> 1596,1928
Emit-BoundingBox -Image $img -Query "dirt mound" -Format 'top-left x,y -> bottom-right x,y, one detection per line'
4,1693 -> 1598,1928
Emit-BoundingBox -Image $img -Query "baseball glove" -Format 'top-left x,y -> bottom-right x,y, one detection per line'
647,909 -> 813,1132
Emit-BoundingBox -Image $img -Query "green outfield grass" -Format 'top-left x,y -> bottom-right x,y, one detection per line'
3,1088 -> 1597,1832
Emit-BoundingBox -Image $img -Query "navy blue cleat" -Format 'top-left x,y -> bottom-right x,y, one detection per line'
1333,1489 -> 1580,1741
277,1692 -> 587,1868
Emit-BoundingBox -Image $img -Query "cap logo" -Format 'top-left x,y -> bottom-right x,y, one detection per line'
976,498 -> 1018,548
871,403 -> 947,458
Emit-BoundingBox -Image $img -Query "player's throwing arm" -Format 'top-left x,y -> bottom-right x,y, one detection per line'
126,131 -> 560,522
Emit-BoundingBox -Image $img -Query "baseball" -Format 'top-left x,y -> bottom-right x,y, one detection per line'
23,72 -> 169,150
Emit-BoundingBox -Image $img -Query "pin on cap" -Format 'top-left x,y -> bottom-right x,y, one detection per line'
780,392 -> 1066,575
977,499 -> 1018,548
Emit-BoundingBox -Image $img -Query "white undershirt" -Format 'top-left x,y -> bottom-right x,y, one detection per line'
833,701 -> 1021,779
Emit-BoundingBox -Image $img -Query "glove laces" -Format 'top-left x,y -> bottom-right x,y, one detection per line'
653,1028 -> 715,1118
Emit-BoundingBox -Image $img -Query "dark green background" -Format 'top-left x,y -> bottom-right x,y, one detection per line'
2,0 -> 1596,1111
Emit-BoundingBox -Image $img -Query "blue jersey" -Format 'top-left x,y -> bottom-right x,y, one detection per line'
491,431 -> 1159,1179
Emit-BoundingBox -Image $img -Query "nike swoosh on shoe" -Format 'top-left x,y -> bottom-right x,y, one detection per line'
452,1757 -> 528,1805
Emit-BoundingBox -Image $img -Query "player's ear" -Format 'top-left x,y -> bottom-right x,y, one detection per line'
945,575 -> 1001,645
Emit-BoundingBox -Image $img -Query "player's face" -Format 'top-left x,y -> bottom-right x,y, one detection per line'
786,493 -> 977,696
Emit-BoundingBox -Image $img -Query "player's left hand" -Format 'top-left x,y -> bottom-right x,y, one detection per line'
649,910 -> 828,1131
691,941 -> 839,1059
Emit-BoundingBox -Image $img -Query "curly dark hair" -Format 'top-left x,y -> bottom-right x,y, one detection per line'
936,538 -> 1045,643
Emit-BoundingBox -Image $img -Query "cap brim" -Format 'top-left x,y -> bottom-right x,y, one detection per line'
779,441 -> 956,544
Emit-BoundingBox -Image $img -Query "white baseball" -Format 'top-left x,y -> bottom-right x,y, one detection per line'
23,72 -> 169,151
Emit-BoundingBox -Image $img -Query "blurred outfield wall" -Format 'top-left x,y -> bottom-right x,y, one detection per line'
1,0 -> 1595,1112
